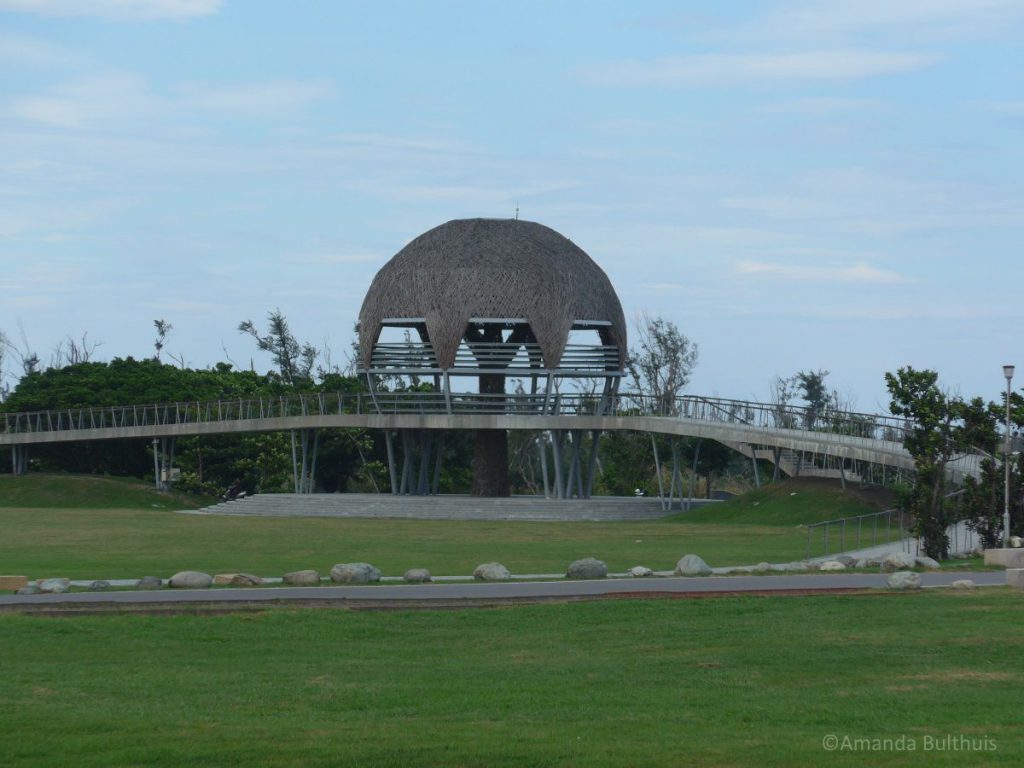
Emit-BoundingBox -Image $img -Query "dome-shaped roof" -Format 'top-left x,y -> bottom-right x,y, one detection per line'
359,218 -> 626,370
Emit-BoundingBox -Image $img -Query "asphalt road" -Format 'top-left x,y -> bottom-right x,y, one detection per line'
0,572 -> 1006,609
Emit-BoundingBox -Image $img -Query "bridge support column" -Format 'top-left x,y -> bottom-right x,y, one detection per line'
399,430 -> 414,494
539,433 -> 551,499
153,437 -> 176,492
686,439 -> 702,513
290,429 -> 319,494
416,430 -> 433,495
384,431 -> 399,494
585,429 -> 602,499
431,432 -> 445,495
750,446 -> 761,489
551,430 -> 565,499
669,438 -> 684,511
651,435 -> 666,511
11,445 -> 28,475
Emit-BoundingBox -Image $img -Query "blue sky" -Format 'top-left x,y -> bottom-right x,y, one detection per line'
1,0 -> 1022,410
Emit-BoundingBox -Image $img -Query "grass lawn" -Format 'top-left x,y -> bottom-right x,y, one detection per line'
0,474 -> 893,579
1,590 -> 1021,767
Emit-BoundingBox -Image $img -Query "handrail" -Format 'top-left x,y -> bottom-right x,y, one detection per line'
804,490 -> 967,559
1,389 -> 911,445
804,508 -> 908,559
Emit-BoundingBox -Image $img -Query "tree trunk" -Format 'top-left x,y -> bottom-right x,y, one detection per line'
473,372 -> 510,496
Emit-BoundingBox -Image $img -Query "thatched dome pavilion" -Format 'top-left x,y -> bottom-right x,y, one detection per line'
357,218 -> 626,497
358,218 -> 626,374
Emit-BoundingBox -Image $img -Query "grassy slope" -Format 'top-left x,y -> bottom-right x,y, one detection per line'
0,473 -> 212,509
668,477 -> 894,525
0,592 -> 1021,767
0,475 -> 889,578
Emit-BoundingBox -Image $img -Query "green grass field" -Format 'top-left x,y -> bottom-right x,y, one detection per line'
1,591 -> 1020,767
0,475 -> 893,579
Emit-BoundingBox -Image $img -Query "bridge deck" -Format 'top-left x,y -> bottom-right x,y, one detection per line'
0,391 -> 979,477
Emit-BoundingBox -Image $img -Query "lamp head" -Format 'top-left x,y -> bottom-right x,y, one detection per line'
1004,364 -> 1015,382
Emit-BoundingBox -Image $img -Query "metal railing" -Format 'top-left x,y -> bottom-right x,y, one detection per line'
804,508 -> 909,559
804,490 -> 970,559
1,389 -> 910,444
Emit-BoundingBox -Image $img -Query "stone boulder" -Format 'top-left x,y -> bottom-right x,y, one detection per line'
951,579 -> 976,590
819,560 -> 846,572
628,565 -> 654,578
137,576 -> 163,590
753,562 -> 773,573
1010,535 -> 1023,548
887,571 -> 922,590
87,580 -> 110,591
834,555 -> 857,568
403,568 -> 432,583
915,556 -> 941,570
566,558 -> 608,580
283,569 -> 321,586
855,559 -> 869,569
0,575 -> 28,591
16,585 -> 41,595
213,573 -> 263,587
473,562 -> 511,581
675,554 -> 712,576
881,552 -> 917,572
169,571 -> 213,589
780,562 -> 809,572
330,563 -> 381,584
38,578 -> 70,594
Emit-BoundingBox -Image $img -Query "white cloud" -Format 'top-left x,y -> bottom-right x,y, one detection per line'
8,72 -> 161,127
0,0 -> 222,20
176,81 -> 333,115
734,260 -> 910,284
0,34 -> 65,65
7,73 -> 332,129
756,0 -> 1024,42
581,49 -> 937,88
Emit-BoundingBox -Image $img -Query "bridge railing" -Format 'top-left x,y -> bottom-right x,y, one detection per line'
1,389 -> 910,444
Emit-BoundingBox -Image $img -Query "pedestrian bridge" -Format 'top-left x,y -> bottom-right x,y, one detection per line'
1,391 -> 982,492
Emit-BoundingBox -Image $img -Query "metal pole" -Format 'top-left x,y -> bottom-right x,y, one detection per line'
686,439 -> 702,513
290,430 -> 299,494
384,431 -> 398,495
1004,365 -> 1014,547
651,434 -> 665,511
539,433 -> 550,499
152,438 -> 160,490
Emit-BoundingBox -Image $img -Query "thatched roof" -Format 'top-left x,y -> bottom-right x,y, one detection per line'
359,218 -> 626,370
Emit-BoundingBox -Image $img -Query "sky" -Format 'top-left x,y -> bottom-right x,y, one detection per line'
1,0 -> 1022,411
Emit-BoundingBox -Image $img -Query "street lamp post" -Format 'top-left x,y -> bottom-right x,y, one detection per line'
1004,365 -> 1015,547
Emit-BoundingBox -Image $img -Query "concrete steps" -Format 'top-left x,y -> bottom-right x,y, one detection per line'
729,443 -> 863,483
194,494 -> 717,521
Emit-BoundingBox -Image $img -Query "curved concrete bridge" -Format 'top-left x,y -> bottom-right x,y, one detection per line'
1,391 -> 981,486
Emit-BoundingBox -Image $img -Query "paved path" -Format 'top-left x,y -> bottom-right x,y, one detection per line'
0,572 -> 1004,609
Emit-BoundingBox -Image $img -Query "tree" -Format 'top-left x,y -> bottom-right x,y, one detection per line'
626,314 -> 698,415
794,369 -> 832,428
238,309 -> 318,386
153,320 -> 172,362
885,367 -> 989,559
50,332 -> 102,368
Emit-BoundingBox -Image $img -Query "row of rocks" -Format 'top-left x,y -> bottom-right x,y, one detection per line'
814,552 -> 942,572
7,549 -> 963,595
17,578 -> 112,596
